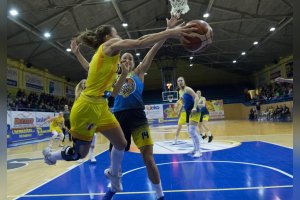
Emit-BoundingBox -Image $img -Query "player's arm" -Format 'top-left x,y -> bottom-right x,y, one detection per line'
186,87 -> 199,111
134,15 -> 182,75
71,38 -> 90,71
111,61 -> 130,97
105,24 -> 197,55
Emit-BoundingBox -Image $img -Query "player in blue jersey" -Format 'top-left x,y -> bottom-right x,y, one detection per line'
177,77 -> 202,158
196,90 -> 213,143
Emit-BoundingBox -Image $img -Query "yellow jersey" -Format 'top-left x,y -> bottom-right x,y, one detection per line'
83,44 -> 120,98
51,116 -> 64,128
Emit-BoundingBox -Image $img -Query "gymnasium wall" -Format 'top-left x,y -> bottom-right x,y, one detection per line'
7,58 -> 77,98
224,101 -> 293,120
145,59 -> 255,91
254,55 -> 293,87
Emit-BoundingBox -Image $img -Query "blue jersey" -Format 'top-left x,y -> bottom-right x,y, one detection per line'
182,93 -> 194,111
113,73 -> 144,112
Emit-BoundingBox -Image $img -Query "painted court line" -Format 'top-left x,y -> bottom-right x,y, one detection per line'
7,185 -> 293,198
13,150 -> 108,200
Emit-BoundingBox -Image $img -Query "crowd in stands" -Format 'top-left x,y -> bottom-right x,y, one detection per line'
244,81 -> 293,104
249,104 -> 291,122
7,89 -> 74,112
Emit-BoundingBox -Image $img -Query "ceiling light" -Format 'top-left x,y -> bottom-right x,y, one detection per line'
269,27 -> 276,32
66,48 -> 71,52
136,53 -> 140,56
203,13 -> 210,18
144,73 -> 148,75
241,52 -> 246,55
122,22 -> 128,27
189,56 -> 193,60
44,32 -> 51,38
9,9 -> 19,16
189,64 -> 193,67
253,41 -> 258,45
233,60 -> 237,63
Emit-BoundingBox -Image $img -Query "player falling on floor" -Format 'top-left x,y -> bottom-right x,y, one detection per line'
177,77 -> 202,158
196,90 -> 213,143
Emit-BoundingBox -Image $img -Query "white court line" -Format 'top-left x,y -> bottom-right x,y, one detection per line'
257,140 -> 293,149
7,185 -> 293,198
122,160 -> 293,179
12,150 -> 108,200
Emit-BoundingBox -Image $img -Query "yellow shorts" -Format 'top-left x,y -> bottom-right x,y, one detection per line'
70,94 -> 120,141
200,114 -> 209,122
132,125 -> 153,148
178,112 -> 186,125
50,126 -> 62,133
190,111 -> 201,123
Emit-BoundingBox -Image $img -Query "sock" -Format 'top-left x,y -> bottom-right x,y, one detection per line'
207,131 -> 212,136
152,182 -> 164,198
89,133 -> 97,159
110,147 -> 124,176
189,125 -> 200,151
49,150 -> 63,162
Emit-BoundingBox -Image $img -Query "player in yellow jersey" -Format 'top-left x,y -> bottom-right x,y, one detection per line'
42,19 -> 198,199
41,112 -> 66,147
173,98 -> 186,145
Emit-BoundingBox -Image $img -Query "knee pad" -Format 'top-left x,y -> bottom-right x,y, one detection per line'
61,146 -> 81,161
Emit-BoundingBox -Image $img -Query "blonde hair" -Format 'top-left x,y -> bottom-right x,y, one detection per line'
75,79 -> 86,100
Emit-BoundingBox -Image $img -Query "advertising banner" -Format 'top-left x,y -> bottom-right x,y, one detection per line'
11,111 -> 36,129
7,67 -> 18,87
144,104 -> 164,119
49,79 -> 63,96
24,72 -> 44,91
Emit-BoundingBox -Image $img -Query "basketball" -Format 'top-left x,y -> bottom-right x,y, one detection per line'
180,20 -> 213,52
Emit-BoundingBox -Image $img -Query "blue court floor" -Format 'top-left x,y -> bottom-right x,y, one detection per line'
16,141 -> 293,200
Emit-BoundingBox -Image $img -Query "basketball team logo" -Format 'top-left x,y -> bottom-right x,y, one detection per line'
119,77 -> 136,98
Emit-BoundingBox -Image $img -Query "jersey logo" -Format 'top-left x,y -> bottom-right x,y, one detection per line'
142,131 -> 149,140
118,77 -> 136,98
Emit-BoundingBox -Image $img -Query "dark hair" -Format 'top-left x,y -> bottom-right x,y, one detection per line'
76,25 -> 114,50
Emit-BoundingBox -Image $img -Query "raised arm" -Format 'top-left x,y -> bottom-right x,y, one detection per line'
111,61 -> 130,97
71,38 -> 90,71
105,24 -> 197,56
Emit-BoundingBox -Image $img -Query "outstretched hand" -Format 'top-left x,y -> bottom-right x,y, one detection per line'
70,38 -> 80,55
166,15 -> 183,29
119,60 -> 130,75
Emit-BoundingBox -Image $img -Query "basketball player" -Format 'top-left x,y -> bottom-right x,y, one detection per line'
62,105 -> 72,142
41,112 -> 65,147
196,90 -> 213,143
70,15 -> 185,200
173,98 -> 186,145
177,77 -> 202,158
74,79 -> 97,163
42,21 -> 197,198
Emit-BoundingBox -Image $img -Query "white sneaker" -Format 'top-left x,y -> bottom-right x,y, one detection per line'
193,150 -> 202,158
172,140 -> 178,145
77,159 -> 84,163
188,149 -> 196,154
42,147 -> 56,165
90,157 -> 97,163
104,168 -> 123,192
